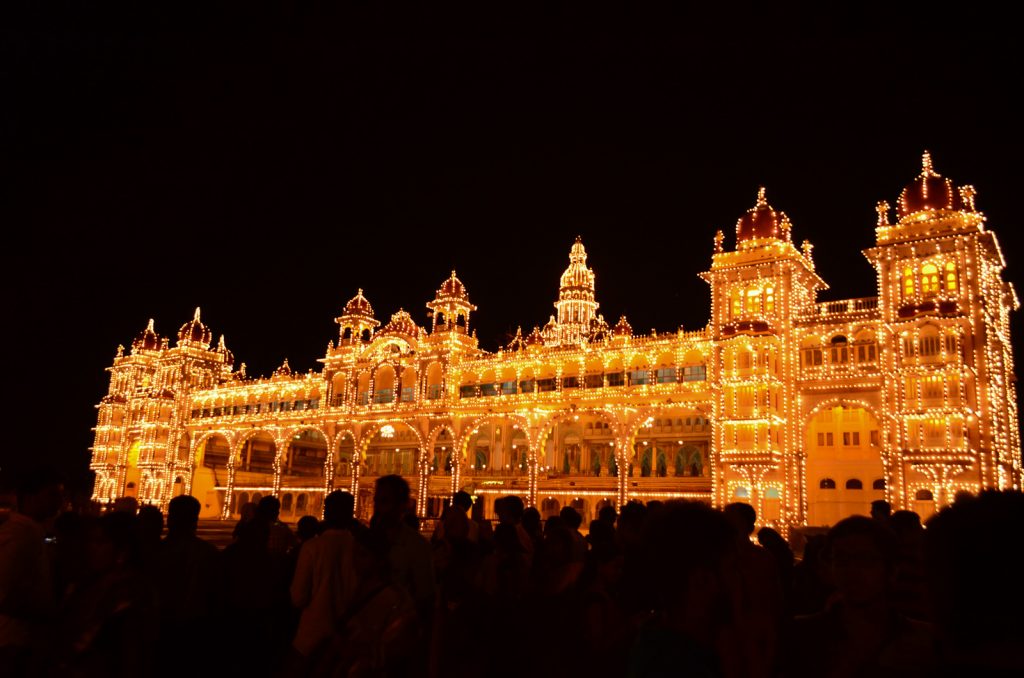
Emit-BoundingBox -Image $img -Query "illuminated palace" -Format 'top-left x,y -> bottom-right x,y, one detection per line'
90,153 -> 1021,527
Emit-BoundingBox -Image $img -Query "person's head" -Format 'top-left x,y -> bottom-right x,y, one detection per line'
826,516 -> 897,607
87,512 -> 138,573
756,526 -> 788,553
256,495 -> 281,523
723,502 -> 757,537
137,504 -> 163,541
559,506 -> 583,531
373,475 -> 410,523
889,509 -> 922,536
167,495 -> 201,536
112,496 -> 139,515
598,504 -> 617,525
13,466 -> 64,522
296,515 -> 320,541
494,523 -> 524,555
238,502 -> 257,523
452,491 -> 473,513
323,490 -> 355,528
496,495 -> 524,525
870,499 -> 892,520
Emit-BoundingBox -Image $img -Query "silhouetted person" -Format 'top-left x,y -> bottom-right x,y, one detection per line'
56,512 -> 157,678
520,506 -> 543,554
560,506 -> 587,562
724,502 -> 783,678
496,494 -> 534,558
155,495 -> 220,678
232,501 -> 257,540
257,495 -> 297,555
371,475 -> 435,626
135,504 -> 163,574
889,510 -> 928,621
787,516 -> 936,677
598,503 -> 617,527
222,501 -> 277,676
628,501 -> 736,677
757,526 -> 794,611
871,499 -> 892,521
0,467 -> 62,674
925,490 -> 1024,674
289,490 -> 357,667
296,515 -> 319,543
791,534 -> 832,615
111,496 -> 138,515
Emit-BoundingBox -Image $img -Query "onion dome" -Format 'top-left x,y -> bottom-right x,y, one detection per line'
560,236 -> 596,290
216,334 -> 234,365
177,307 -> 212,347
274,358 -> 292,377
379,309 -> 420,337
343,289 -> 375,318
526,326 -> 545,346
736,188 -> 791,246
506,326 -> 528,352
613,315 -> 633,337
132,319 -> 160,352
897,151 -> 962,219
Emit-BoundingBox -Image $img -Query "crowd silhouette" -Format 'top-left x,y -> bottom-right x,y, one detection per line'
1,466 -> 1022,677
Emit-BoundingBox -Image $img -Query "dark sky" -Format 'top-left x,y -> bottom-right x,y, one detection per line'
5,2 -> 1022,487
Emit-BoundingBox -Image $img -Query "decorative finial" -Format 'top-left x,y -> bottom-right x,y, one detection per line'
193,307 -> 201,322
801,239 -> 814,261
116,344 -> 124,358
239,362 -> 247,378
575,234 -> 582,243
756,186 -> 767,207
921,150 -> 935,176
146,318 -> 154,332
357,288 -> 363,296
960,185 -> 977,211
218,334 -> 226,350
876,200 -> 891,226
451,269 -> 457,278
714,229 -> 724,253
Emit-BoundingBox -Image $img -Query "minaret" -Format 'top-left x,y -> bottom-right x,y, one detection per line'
552,236 -> 599,345
427,270 -> 477,334
336,289 -> 380,344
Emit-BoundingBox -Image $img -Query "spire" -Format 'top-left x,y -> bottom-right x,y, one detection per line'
193,307 -> 202,322
146,318 -> 155,332
921,150 -> 936,177
218,334 -> 226,350
756,186 -> 768,207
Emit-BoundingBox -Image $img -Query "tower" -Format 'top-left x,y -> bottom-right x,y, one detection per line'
865,152 -> 1021,506
551,236 -> 600,345
336,289 -> 380,345
427,271 -> 477,334
703,189 -> 825,524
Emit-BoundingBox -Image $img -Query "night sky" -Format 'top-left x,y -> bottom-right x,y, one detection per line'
6,2 -> 1022,488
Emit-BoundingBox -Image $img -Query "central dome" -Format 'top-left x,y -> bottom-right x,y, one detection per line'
736,187 -> 790,245
897,151 -> 962,219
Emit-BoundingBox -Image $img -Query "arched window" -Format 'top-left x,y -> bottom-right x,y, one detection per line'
765,286 -> 775,313
854,330 -> 877,363
765,487 -> 781,499
819,478 -> 836,489
903,267 -> 915,298
830,336 -> 849,365
920,327 -> 941,359
944,261 -> 957,293
915,489 -> 934,501
921,263 -> 940,296
872,478 -> 886,490
731,289 -> 742,319
746,288 -> 761,315
845,478 -> 863,490
734,486 -> 750,499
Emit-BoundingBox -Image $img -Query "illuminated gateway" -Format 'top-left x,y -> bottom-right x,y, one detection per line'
91,154 -> 1021,527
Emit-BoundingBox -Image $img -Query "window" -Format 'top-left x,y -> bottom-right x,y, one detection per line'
765,286 -> 775,313
944,334 -> 957,357
817,432 -> 825,446
820,478 -> 836,489
765,487 -> 781,499
656,367 -> 676,384
373,389 -> 393,404
480,383 -> 499,397
731,289 -> 742,318
944,261 -> 957,293
400,387 -> 414,402
682,365 -> 707,381
852,431 -> 860,446
537,378 -> 557,392
903,267 -> 915,297
920,331 -> 941,358
842,432 -> 851,446
915,489 -> 934,501
501,380 -> 517,395
922,376 -> 943,404
802,346 -> 823,367
561,376 -> 580,389
921,263 -> 940,296
459,385 -> 477,399
746,289 -> 761,315
870,430 -> 880,446
872,478 -> 886,490
427,384 -> 443,400
734,486 -> 750,498
628,369 -> 649,386
737,352 -> 752,370
826,432 -> 834,446
830,336 -> 849,364
520,379 -> 537,393
845,479 -> 863,490
606,372 -> 624,387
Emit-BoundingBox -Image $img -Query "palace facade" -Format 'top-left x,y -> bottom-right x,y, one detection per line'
90,153 -> 1021,527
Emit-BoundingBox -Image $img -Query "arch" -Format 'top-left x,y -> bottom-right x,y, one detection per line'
281,427 -> 329,485
872,478 -> 886,490
334,430 -> 357,483
902,266 -> 915,298
734,486 -> 750,499
373,365 -> 396,404
915,488 -> 933,501
519,366 -> 536,394
829,335 -> 849,365
400,366 -> 417,402
853,329 -> 877,364
944,260 -> 958,293
296,493 -> 309,514
605,357 -> 624,387
282,493 -> 294,513
921,262 -> 940,296
356,371 -> 370,406
805,403 -> 885,526
919,325 -> 942,360
540,497 -> 560,519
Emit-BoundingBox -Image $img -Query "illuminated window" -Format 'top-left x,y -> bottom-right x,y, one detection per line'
903,267 -> 914,297
920,328 -> 941,359
734,486 -> 750,498
765,286 -> 775,313
944,261 -> 957,293
737,352 -> 752,370
731,289 -> 742,318
944,334 -> 957,357
921,263 -> 940,296
830,336 -> 849,364
746,289 -> 761,315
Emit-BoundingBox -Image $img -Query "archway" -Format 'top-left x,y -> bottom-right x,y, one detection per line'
358,421 -> 422,521
805,404 -> 885,526
334,431 -> 356,490
191,433 -> 232,518
282,429 -> 328,485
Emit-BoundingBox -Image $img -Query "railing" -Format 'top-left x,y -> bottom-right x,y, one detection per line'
815,297 -> 879,317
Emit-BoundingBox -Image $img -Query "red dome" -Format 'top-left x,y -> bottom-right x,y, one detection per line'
736,188 -> 790,244
132,319 -> 160,351
343,289 -> 375,317
177,308 -> 211,346
436,270 -> 469,301
613,315 -> 633,337
897,152 -> 962,219
379,309 -> 420,337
